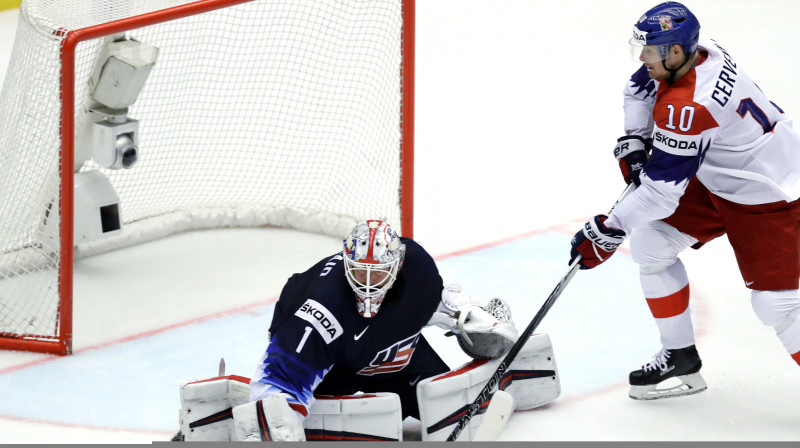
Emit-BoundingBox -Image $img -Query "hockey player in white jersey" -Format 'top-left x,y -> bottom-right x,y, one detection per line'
569,2 -> 800,400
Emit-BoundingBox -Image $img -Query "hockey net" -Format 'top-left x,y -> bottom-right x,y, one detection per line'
0,0 -> 414,355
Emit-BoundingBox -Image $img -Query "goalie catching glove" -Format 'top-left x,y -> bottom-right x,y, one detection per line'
613,135 -> 650,186
428,284 -> 518,359
570,215 -> 626,270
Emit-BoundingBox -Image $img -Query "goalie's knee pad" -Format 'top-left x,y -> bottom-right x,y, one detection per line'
416,332 -> 560,441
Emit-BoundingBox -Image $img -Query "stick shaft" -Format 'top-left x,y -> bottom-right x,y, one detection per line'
445,183 -> 635,441
445,258 -> 579,441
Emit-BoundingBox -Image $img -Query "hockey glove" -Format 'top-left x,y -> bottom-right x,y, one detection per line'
570,215 -> 626,270
613,135 -> 650,186
429,285 -> 518,359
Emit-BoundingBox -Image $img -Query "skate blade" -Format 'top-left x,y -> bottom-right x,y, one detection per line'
628,372 -> 708,401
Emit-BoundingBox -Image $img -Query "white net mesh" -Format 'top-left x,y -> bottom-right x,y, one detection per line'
0,0 -> 408,346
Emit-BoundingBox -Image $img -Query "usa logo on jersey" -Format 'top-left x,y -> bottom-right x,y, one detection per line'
357,332 -> 420,376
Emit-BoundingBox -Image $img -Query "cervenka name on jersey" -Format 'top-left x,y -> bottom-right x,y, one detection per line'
295,298 -> 343,344
653,128 -> 703,157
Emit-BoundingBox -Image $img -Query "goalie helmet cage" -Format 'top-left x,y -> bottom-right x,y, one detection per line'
0,0 -> 415,356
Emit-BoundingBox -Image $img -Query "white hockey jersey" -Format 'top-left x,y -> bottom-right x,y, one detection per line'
607,37 -> 800,234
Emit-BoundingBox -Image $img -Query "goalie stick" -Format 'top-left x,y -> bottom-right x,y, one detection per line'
447,183 -> 636,441
471,389 -> 514,441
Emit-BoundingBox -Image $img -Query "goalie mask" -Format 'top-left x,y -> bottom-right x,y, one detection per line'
343,220 -> 405,318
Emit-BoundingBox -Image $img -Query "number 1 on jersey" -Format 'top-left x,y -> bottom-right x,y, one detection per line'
737,98 -> 781,133
296,326 -> 312,353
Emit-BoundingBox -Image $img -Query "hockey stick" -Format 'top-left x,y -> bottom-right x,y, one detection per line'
447,183 -> 636,441
471,389 -> 514,441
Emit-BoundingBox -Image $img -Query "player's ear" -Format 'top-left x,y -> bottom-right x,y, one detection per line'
670,44 -> 684,57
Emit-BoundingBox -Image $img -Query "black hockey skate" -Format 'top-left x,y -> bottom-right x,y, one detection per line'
628,345 -> 707,400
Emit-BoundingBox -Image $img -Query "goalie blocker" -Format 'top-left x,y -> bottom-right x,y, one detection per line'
174,333 -> 559,441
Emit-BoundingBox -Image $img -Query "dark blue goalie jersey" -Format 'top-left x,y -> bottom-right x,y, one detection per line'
251,237 -> 444,409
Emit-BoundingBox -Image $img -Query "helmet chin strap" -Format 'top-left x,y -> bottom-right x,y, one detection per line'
661,52 -> 691,84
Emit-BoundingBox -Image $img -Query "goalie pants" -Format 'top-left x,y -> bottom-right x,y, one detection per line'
313,335 -> 449,419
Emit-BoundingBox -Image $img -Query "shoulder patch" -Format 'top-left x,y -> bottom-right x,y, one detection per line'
295,299 -> 343,344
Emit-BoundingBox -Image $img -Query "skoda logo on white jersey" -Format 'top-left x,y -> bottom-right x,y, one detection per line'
654,130 -> 702,156
296,299 -> 343,344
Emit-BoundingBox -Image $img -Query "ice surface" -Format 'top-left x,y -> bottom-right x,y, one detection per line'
1,1 -> 800,442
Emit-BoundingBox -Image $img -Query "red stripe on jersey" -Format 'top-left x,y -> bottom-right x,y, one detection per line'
646,284 -> 690,319
654,69 -> 719,136
377,359 -> 409,368
791,350 -> 800,366
288,402 -> 309,417
394,347 -> 414,359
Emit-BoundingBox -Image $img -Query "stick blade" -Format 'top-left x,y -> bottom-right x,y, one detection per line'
472,390 -> 515,441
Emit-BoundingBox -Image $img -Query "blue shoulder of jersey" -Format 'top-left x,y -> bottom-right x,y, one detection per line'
630,64 -> 657,99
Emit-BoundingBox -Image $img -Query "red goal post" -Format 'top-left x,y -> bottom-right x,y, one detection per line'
0,0 -> 415,355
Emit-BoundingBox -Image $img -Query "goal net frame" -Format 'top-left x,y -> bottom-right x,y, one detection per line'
0,0 -> 415,355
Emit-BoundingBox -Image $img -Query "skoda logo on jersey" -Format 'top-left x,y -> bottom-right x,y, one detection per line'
296,298 -> 343,344
654,130 -> 701,155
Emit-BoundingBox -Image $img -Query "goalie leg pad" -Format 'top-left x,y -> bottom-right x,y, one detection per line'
506,332 -> 561,411
305,393 -> 403,441
178,375 -> 402,441
416,333 -> 560,441
178,375 -> 251,441
232,395 -> 306,441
